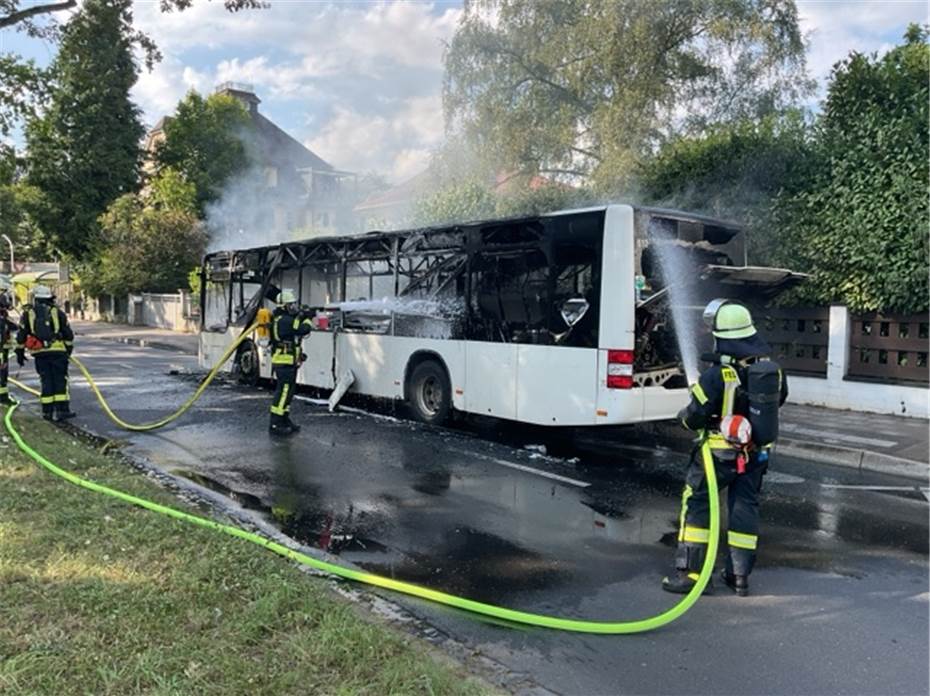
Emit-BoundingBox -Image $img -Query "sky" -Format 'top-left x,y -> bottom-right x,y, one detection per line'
1,0 -> 927,183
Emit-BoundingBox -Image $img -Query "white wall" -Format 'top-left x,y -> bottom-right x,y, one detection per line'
788,305 -> 929,418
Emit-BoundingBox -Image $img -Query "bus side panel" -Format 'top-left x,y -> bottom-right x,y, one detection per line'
598,204 -> 636,350
641,386 -> 689,422
465,342 -> 518,419
199,329 -> 236,372
516,346 -> 598,426
298,332 -> 335,390
333,334 -> 467,408
595,205 -> 642,424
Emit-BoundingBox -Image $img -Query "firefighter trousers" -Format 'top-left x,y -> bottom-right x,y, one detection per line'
34,351 -> 71,417
674,451 -> 765,577
270,364 -> 297,425
0,348 -> 9,402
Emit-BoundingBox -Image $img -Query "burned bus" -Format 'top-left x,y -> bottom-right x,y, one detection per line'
199,204 -> 801,426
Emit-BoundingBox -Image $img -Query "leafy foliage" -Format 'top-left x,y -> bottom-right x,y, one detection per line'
775,26 -> 929,313
81,191 -> 207,296
443,0 -> 811,191
154,91 -> 253,216
148,166 -> 198,214
0,55 -> 45,136
410,175 -> 592,227
0,181 -> 56,261
638,112 -> 814,263
24,0 -> 144,261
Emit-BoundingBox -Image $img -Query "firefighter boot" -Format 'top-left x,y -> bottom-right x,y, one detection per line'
269,414 -> 295,437
721,569 -> 749,596
42,403 -> 54,421
55,402 -> 77,421
285,415 -> 301,433
0,394 -> 11,406
663,543 -> 714,595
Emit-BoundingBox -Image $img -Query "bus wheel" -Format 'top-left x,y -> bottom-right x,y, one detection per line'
236,340 -> 260,387
406,360 -> 451,425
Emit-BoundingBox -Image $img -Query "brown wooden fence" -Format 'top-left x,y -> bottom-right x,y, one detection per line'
847,312 -> 929,385
757,306 -> 830,377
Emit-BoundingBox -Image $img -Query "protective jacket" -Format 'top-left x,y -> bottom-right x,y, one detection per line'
678,333 -> 788,440
270,309 -> 313,366
16,303 -> 74,354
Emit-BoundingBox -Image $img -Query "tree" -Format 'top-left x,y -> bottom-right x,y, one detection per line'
0,0 -> 263,138
148,166 -> 198,214
774,25 -> 929,313
154,91 -> 253,216
24,0 -> 145,261
638,112 -> 814,263
81,191 -> 207,296
443,0 -> 811,191
0,0 -> 263,31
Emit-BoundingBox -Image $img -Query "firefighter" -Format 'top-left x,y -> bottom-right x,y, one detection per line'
268,289 -> 313,437
662,300 -> 788,597
0,290 -> 14,406
15,285 -> 76,421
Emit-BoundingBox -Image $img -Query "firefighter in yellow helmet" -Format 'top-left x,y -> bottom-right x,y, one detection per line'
15,285 -> 76,421
0,290 -> 15,406
268,289 -> 313,437
662,300 -> 788,597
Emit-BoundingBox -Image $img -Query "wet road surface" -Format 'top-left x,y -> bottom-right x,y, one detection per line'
12,338 -> 929,695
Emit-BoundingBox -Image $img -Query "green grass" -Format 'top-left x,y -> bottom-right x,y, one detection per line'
0,413 -> 491,696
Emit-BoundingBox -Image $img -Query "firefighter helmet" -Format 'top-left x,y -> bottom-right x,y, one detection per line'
29,284 -> 54,304
277,288 -> 298,306
702,299 -> 756,340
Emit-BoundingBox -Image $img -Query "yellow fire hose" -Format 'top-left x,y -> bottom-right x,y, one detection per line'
3,335 -> 720,634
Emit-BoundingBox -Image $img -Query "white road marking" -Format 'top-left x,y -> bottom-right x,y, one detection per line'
780,423 -> 897,449
449,448 -> 590,488
821,483 -> 930,500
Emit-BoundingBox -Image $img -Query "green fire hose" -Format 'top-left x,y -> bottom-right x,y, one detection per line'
3,343 -> 720,634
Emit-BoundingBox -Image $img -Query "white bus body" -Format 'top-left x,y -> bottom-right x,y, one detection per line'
200,204 -> 792,427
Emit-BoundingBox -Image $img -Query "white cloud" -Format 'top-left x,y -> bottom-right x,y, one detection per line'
133,55 -> 208,126
133,1 -> 459,73
306,94 -> 444,181
798,1 -> 928,85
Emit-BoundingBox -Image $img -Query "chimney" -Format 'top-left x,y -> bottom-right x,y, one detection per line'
214,81 -> 260,115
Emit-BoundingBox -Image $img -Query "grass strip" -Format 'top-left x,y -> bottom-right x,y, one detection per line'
0,413 -> 490,696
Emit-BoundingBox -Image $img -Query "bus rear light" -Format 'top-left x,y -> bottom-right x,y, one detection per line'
607,349 -> 634,364
607,349 -> 635,389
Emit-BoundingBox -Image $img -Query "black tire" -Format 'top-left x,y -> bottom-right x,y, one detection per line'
406,359 -> 452,425
235,340 -> 260,387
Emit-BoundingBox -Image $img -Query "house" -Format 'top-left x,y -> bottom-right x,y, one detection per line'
145,83 -> 357,238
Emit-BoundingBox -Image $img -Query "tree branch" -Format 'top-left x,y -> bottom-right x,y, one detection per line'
0,0 -> 76,30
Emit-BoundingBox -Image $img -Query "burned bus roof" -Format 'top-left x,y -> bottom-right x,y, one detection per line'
202,203 -> 745,261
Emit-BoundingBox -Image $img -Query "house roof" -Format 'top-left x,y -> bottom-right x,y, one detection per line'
251,112 -> 334,172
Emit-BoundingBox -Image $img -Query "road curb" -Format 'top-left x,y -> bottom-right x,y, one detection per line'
778,438 -> 928,481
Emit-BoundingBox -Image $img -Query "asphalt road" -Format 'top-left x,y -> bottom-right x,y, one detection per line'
10,337 -> 929,695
